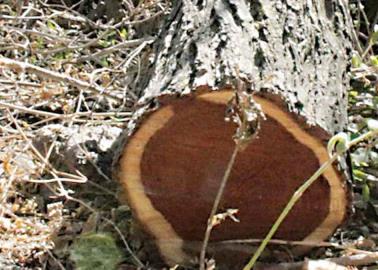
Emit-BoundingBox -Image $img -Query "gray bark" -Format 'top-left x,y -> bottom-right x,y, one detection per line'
135,0 -> 354,134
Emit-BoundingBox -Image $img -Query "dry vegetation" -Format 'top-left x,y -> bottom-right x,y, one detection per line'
0,0 -> 168,269
0,0 -> 377,270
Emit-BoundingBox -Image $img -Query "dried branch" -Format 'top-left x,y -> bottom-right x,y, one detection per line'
256,252 -> 378,270
0,100 -> 131,120
199,145 -> 239,270
0,57 -> 121,101
71,37 -> 154,64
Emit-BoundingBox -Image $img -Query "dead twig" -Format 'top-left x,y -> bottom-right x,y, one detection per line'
0,100 -> 131,120
0,57 -> 122,101
199,145 -> 240,270
256,252 -> 378,270
71,37 -> 154,64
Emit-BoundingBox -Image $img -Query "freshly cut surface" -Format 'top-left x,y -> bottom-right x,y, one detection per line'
118,90 -> 348,265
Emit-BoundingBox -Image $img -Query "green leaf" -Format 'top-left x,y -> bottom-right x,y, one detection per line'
99,39 -> 111,48
349,90 -> 358,97
70,233 -> 123,270
373,96 -> 378,106
100,58 -> 109,67
120,28 -> 128,40
353,169 -> 367,181
327,132 -> 349,156
370,56 -> 378,67
350,132 -> 360,140
47,20 -> 56,31
371,31 -> 378,44
362,183 -> 370,202
55,53 -> 64,60
30,55 -> 37,64
36,37 -> 45,49
351,54 -> 362,68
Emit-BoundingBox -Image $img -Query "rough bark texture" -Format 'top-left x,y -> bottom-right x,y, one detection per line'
135,0 -> 353,134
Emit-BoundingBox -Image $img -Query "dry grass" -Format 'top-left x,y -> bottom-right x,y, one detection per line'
0,0 -> 168,268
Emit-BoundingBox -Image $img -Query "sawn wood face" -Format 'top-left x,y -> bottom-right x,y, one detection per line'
118,90 -> 347,265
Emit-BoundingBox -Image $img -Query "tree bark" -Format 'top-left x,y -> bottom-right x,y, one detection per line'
114,0 -> 354,269
136,0 -> 353,134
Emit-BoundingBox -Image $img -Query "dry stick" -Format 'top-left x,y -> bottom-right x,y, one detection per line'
69,89 -> 84,128
0,79 -> 42,87
72,37 -> 154,64
199,145 -> 240,270
329,252 -> 378,266
7,110 -> 86,183
6,110 -> 74,199
41,29 -> 113,55
117,40 -> 150,71
76,143 -> 114,183
0,101 -> 131,119
360,0 -> 378,59
45,249 -> 66,270
360,4 -> 378,59
7,110 -> 75,197
0,57 -> 122,101
257,252 -> 378,270
219,238 -> 374,256
218,239 -> 339,248
357,0 -> 371,35
340,0 -> 364,55
2,26 -> 71,42
243,129 -> 378,270
0,166 -> 18,207
0,101 -> 66,118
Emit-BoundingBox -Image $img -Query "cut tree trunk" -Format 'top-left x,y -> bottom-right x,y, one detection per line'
114,0 -> 354,268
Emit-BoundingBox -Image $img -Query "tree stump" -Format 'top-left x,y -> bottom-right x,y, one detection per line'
114,0 -> 354,268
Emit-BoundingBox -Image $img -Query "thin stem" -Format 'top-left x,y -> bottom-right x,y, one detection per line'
243,129 -> 378,270
199,145 -> 239,270
243,155 -> 338,270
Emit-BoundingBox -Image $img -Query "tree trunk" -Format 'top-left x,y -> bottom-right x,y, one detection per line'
137,0 -> 353,134
114,0 -> 354,268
